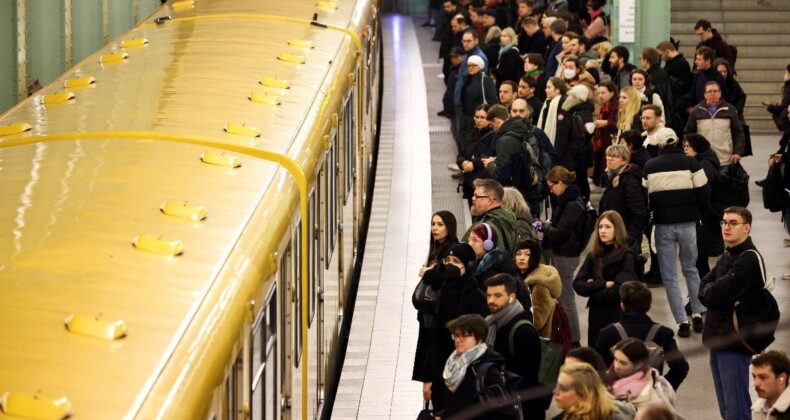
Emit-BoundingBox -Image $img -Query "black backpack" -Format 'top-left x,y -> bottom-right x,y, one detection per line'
712,162 -> 749,213
568,111 -> 594,169
762,163 -> 785,213
473,361 -> 523,418
575,197 -> 598,253
503,130 -> 546,201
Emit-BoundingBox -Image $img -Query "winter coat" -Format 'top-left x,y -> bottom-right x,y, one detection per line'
767,80 -> 790,118
647,65 -> 674,117
524,264 -> 562,338
562,91 -> 595,170
514,211 -> 538,244
443,63 -> 461,117
700,238 -> 767,354
752,385 -> 790,420
642,146 -> 710,225
612,369 -> 677,411
518,29 -> 547,56
455,46 -> 490,106
573,246 -> 637,346
441,348 -> 519,420
695,149 -> 725,257
462,72 -> 499,117
458,127 -> 496,199
664,53 -> 693,105
491,311 -> 549,416
542,184 -> 586,257
629,147 -> 650,171
723,77 -> 747,116
675,67 -> 728,112
696,29 -> 735,68
595,312 -> 689,390
487,118 -> 533,199
615,63 -> 637,90
544,39 -> 563,80
495,47 -> 524,86
599,164 -> 648,243
685,100 -> 745,166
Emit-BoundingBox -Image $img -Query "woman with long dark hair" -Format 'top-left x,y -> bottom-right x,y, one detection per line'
572,210 -> 638,347
412,211 -> 459,401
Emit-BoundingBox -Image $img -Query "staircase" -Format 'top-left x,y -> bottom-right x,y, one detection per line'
670,0 -> 790,131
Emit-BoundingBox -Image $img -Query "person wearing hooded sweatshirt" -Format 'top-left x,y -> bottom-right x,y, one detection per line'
424,243 -> 489,413
534,166 -> 586,346
514,240 -> 562,339
683,133 -> 723,279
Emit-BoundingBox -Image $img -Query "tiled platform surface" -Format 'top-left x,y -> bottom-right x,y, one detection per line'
332,15 -> 432,419
335,13 -> 790,420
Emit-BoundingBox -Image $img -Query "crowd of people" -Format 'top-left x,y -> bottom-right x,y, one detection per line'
411,0 -> 790,418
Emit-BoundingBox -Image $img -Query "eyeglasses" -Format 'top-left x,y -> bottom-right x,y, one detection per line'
472,194 -> 492,201
451,333 -> 474,341
720,220 -> 748,228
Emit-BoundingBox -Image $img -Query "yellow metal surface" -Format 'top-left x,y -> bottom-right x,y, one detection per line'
121,37 -> 149,48
0,0 -> 370,418
132,234 -> 185,256
249,91 -> 282,105
99,51 -> 128,63
0,392 -> 72,420
63,76 -> 95,89
261,76 -> 291,89
160,201 -> 208,221
65,314 -> 128,340
289,38 -> 315,49
224,123 -> 260,138
277,52 -> 306,64
41,91 -> 75,105
0,122 -> 31,137
200,151 -> 242,168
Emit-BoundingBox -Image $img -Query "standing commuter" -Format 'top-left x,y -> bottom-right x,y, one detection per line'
514,240 -> 562,339
751,351 -> 790,419
642,127 -> 710,338
598,144 -> 648,247
463,179 -> 518,253
700,207 -> 770,420
595,281 -> 689,391
485,274 -> 550,416
684,80 -> 745,173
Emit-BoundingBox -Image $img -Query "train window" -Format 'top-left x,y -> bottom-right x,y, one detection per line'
293,222 -> 302,368
343,90 -> 356,204
309,191 -> 318,324
251,287 -> 278,419
324,138 -> 338,268
226,356 -> 242,419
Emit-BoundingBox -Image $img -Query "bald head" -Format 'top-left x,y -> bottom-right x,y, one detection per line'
510,98 -> 530,121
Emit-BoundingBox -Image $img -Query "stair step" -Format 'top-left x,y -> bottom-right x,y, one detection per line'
672,0 -> 790,11
673,11 -> 790,23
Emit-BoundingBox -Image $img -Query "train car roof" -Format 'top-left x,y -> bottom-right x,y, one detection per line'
0,0 -> 363,417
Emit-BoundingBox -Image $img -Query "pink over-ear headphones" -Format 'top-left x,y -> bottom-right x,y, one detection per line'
483,224 -> 495,251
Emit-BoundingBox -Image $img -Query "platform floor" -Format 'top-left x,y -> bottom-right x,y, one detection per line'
334,14 -> 790,419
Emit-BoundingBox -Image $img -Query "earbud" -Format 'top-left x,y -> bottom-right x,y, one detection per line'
509,297 -> 514,304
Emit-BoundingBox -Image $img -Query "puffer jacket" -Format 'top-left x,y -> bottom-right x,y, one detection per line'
685,100 -> 745,166
599,163 -> 648,243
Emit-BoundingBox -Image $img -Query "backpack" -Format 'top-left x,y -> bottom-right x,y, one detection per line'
762,163 -> 785,213
510,319 -> 563,389
733,250 -> 780,354
711,162 -> 749,213
575,197 -> 598,253
568,112 -> 594,169
473,361 -> 523,418
504,130 -> 547,201
550,301 -> 572,358
612,323 -> 665,371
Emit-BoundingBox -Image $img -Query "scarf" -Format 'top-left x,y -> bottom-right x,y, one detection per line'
589,7 -> 604,21
537,95 -> 561,145
605,163 -> 626,180
499,43 -> 514,59
527,68 -> 543,79
485,300 -> 525,345
611,368 -> 651,401
443,343 -> 488,392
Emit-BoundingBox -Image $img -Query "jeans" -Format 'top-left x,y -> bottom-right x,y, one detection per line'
710,349 -> 752,420
554,255 -> 581,343
655,222 -> 706,324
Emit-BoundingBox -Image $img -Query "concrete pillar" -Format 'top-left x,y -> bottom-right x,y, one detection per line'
611,0 -> 670,66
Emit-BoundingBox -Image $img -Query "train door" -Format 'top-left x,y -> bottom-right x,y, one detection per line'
279,243 -> 294,420
308,190 -> 324,413
250,287 -> 279,419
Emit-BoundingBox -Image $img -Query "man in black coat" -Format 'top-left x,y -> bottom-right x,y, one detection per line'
657,40 -> 693,112
700,207 -> 770,420
595,281 -> 689,390
675,46 -> 728,116
609,45 -> 637,90
485,274 -> 550,416
641,47 -> 673,126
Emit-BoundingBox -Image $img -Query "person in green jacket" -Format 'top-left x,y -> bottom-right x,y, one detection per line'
462,178 -> 518,254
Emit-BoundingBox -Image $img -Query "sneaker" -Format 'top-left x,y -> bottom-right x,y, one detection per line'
437,110 -> 447,117
678,323 -> 691,338
692,316 -> 704,333
784,239 -> 790,247
448,163 -> 460,171
783,273 -> 790,280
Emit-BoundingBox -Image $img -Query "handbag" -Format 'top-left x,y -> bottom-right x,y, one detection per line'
732,250 -> 780,354
412,276 -> 440,313
416,401 -> 434,420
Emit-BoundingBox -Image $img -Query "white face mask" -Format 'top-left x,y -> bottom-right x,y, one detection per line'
563,68 -> 576,79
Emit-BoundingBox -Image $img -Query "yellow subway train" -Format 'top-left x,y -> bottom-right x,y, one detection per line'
0,0 -> 381,419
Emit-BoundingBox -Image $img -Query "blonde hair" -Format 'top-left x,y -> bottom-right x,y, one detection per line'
617,86 -> 642,131
501,186 -> 530,216
501,27 -> 518,48
561,363 -> 617,419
